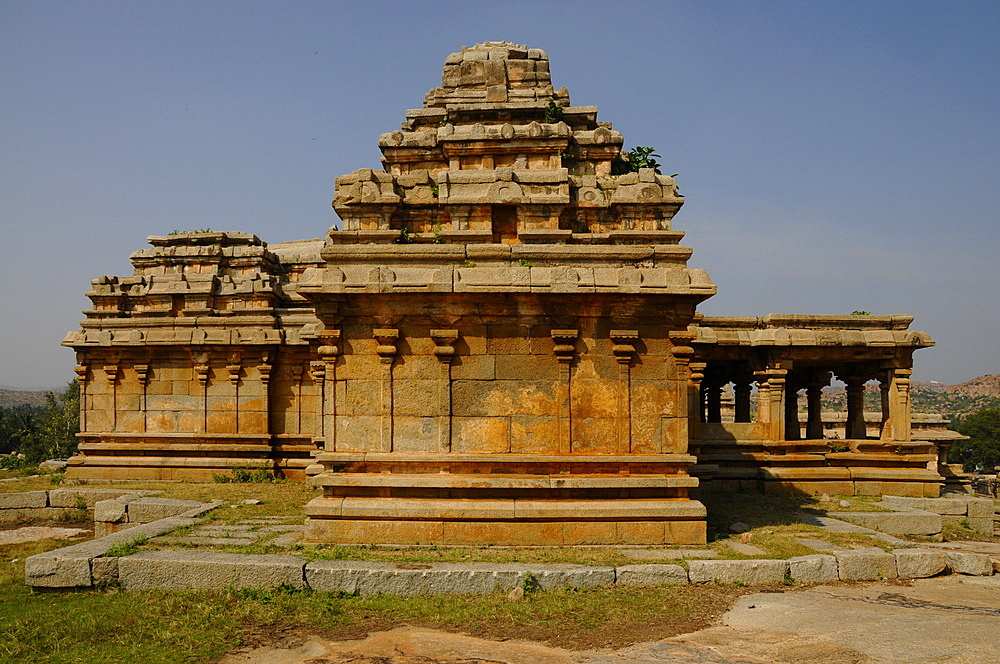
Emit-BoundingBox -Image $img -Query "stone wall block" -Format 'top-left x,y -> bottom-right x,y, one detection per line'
0,491 -> 48,509
615,564 -> 688,585
966,499 -> 995,519
688,559 -> 789,585
94,499 -> 128,523
118,550 -> 306,591
893,549 -> 948,578
946,552 -> 994,576
835,549 -> 898,581
788,554 -> 839,582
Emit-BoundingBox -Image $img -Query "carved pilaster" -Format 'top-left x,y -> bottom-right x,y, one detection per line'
310,360 -> 325,445
373,328 -> 399,452
431,329 -> 459,453
317,332 -> 340,451
610,330 -> 638,454
227,352 -> 242,433
103,363 -> 119,431
551,328 -> 578,454
75,364 -> 89,433
135,363 -> 150,433
670,334 -> 695,452
193,353 -> 210,434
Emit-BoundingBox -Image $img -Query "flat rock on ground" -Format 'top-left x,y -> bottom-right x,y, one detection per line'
219,575 -> 1000,664
0,526 -> 90,546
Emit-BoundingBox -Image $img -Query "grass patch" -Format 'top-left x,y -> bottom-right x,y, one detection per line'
0,537 -> 750,663
103,536 -> 149,558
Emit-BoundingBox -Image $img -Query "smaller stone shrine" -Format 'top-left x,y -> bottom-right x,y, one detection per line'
63,42 -> 941,546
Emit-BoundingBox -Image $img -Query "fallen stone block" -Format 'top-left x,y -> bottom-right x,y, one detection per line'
91,556 -> 119,585
882,496 -> 968,515
615,564 -> 688,585
25,516 -> 195,588
127,498 -> 206,523
893,549 -> 948,579
118,550 -> 306,591
687,559 -> 789,585
0,490 -> 48,509
837,510 -> 941,536
94,499 -> 128,523
788,554 -> 839,582
966,499 -> 995,519
835,549 -> 898,581
48,488 -> 154,509
946,552 -> 994,576
307,561 -> 525,596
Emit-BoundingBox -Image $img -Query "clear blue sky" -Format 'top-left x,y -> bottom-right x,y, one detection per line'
2,1 -> 997,389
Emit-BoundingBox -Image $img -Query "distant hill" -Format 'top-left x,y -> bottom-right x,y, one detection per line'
0,388 -> 50,409
817,374 -> 1000,423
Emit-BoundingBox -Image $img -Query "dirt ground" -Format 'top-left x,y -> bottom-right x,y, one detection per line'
218,576 -> 1000,664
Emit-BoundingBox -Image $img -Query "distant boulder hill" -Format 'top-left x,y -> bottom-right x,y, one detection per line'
817,374 -> 1000,422
0,389 -> 51,409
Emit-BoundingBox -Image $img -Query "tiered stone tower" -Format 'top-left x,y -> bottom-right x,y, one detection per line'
300,42 -> 716,544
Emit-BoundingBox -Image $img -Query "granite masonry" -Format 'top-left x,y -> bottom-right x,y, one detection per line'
63,43 -> 940,546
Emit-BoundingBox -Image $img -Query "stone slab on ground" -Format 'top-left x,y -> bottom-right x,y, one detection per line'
798,513 -> 918,548
835,548 -> 898,581
788,554 -> 839,582
615,564 -> 688,585
0,526 -> 89,546
48,488 -> 157,508
622,548 -> 719,560
305,560 -> 614,596
687,559 -> 789,585
794,537 -> 846,553
0,490 -> 48,509
127,497 -> 207,523
893,549 -> 948,578
152,535 -> 257,547
25,515 -> 196,588
946,551 -> 994,576
836,509 -> 942,536
118,550 -> 307,591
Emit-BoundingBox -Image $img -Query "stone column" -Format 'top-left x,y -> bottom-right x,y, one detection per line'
75,364 -> 89,433
784,380 -> 800,440
258,353 -> 273,438
879,372 -> 892,440
309,360 -> 325,445
317,333 -> 340,451
226,352 -> 242,433
103,363 -> 119,432
805,372 -> 830,440
374,329 -> 399,453
290,363 -> 304,435
844,376 -> 867,439
551,329 -> 578,454
686,361 -> 706,447
431,329 -> 459,453
611,330 -> 638,454
705,381 -> 723,424
756,368 -> 786,441
134,363 -> 150,433
889,368 -> 912,442
669,338 -> 695,454
733,378 -> 752,423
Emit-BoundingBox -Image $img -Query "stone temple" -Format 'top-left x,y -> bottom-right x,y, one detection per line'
63,43 -> 940,546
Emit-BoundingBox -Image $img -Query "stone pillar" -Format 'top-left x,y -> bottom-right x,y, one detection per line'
134,363 -> 150,433
75,364 -> 89,433
686,361 -> 706,447
193,354 -> 210,434
551,329 -> 578,454
103,363 -> 119,432
291,363 -> 304,435
669,338 -> 695,454
784,381 -> 800,440
611,330 -> 638,454
889,368 -> 912,442
317,333 -> 340,451
258,353 -> 273,438
879,372 -> 892,441
805,372 -> 830,440
310,360 -> 325,445
226,352 -> 242,433
705,381 -> 723,424
844,376 -> 867,439
756,368 -> 787,441
430,329 -> 459,453
754,370 -> 771,431
733,378 -> 752,423
374,329 -> 399,453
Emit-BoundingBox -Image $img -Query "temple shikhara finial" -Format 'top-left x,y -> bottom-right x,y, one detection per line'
62,44 -> 939,546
